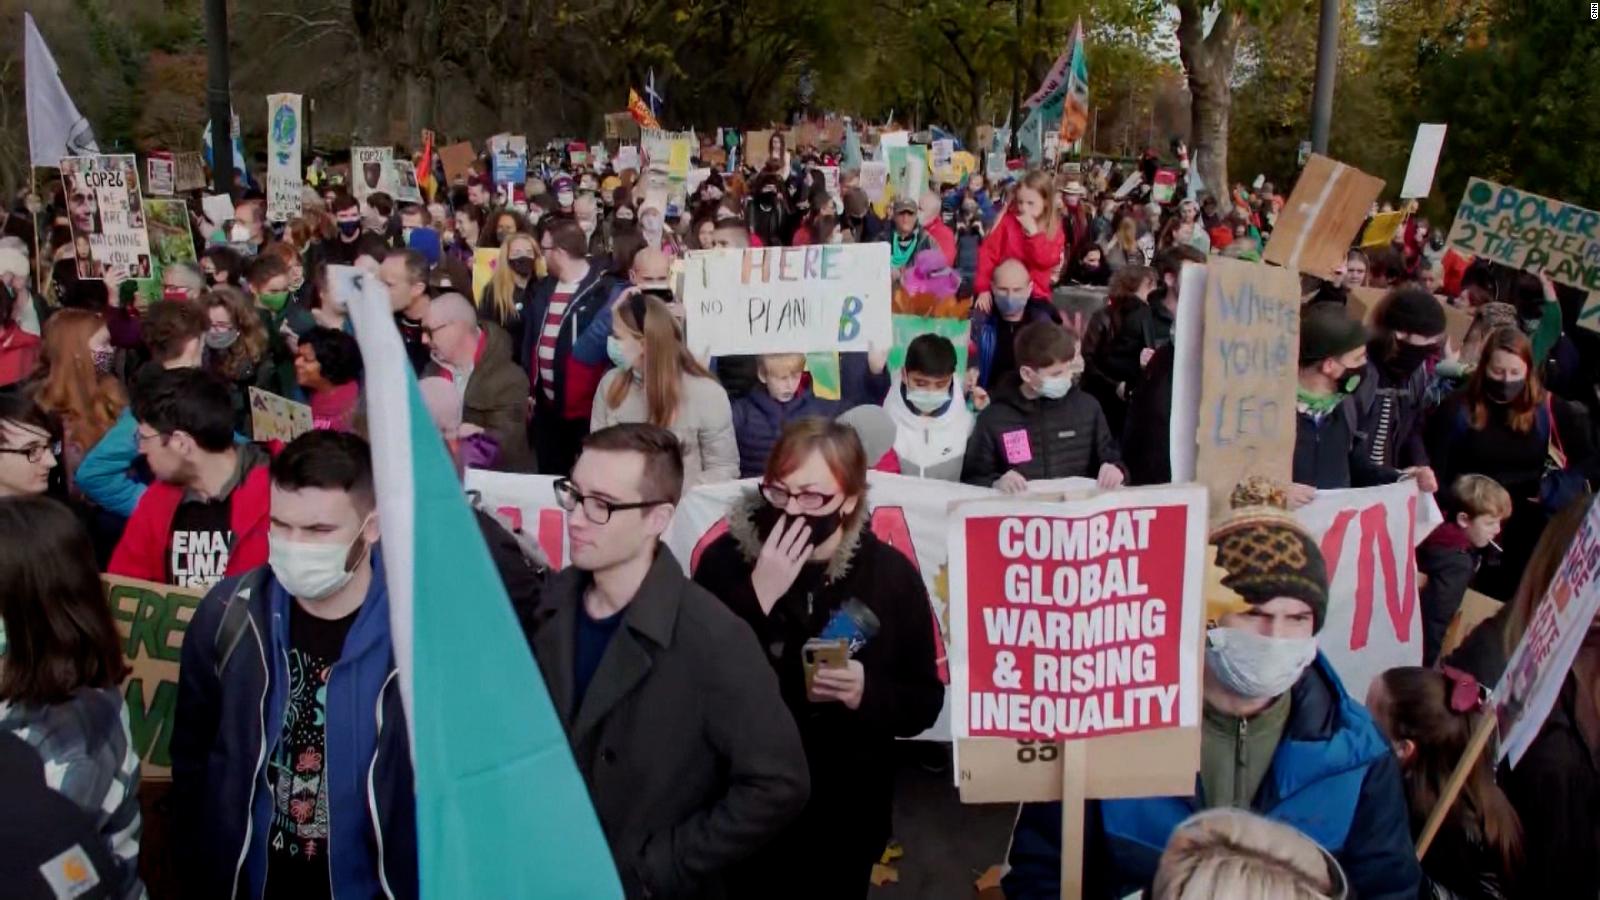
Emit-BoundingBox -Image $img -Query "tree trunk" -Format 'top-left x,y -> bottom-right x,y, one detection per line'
353,58 -> 392,144
1176,1 -> 1243,208
1190,69 -> 1230,203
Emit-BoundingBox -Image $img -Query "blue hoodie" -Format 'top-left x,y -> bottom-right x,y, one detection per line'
169,547 -> 417,900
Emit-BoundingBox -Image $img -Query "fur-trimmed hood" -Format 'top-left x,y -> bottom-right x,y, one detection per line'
725,488 -> 868,584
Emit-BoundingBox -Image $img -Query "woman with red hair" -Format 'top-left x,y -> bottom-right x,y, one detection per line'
1425,326 -> 1597,598
692,418 -> 943,899
34,308 -> 125,493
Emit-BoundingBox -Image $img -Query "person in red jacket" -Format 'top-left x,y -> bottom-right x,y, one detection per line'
109,368 -> 271,588
974,169 -> 1067,308
918,192 -> 956,266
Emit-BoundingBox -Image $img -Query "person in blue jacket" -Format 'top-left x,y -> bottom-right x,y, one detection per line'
731,350 -> 889,477
169,431 -> 416,900
1003,482 -> 1421,900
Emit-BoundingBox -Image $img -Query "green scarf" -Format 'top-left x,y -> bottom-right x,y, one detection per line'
891,230 -> 920,269
1296,386 -> 1343,415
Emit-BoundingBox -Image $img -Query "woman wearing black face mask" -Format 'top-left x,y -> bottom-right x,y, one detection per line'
693,418 -> 944,900
1348,287 -> 1447,478
1426,326 -> 1599,599
476,233 -> 538,365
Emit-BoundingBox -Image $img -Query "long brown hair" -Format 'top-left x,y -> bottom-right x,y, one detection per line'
1376,667 -> 1523,874
1502,492 -> 1590,655
604,293 -> 713,427
205,285 -> 269,381
1466,327 -> 1541,433
1015,169 -> 1061,239
0,496 -> 128,704
36,308 -> 125,449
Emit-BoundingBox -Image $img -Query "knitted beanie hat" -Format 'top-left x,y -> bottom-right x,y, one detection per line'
1207,477 -> 1329,633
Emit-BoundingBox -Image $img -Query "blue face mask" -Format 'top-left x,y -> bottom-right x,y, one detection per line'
994,290 -> 1029,316
606,335 -> 632,370
1036,376 -> 1071,399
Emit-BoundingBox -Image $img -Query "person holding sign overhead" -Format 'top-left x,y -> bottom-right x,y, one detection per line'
0,496 -> 144,900
591,293 -> 737,487
1004,479 -> 1419,900
693,418 -> 943,899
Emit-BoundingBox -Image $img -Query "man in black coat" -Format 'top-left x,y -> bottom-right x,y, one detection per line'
528,423 -> 809,899
963,320 -> 1125,491
1349,286 -> 1444,493
1293,303 -> 1399,500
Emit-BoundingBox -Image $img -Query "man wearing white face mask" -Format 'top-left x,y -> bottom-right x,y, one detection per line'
1003,480 -> 1420,900
170,431 -> 417,900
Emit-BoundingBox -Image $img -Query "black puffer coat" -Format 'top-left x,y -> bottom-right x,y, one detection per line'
962,372 -> 1121,486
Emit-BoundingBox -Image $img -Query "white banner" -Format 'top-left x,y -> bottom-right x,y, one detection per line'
463,470 -> 570,570
680,243 -> 893,357
266,93 -> 303,222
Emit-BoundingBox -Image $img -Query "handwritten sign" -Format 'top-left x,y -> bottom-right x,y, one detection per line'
948,486 -> 1205,742
266,93 -> 303,222
1496,493 -> 1600,765
860,161 -> 890,204
1447,177 -> 1600,327
173,151 -> 207,193
105,576 -> 203,779
439,141 -> 476,186
681,244 -> 892,357
1263,154 -> 1385,279
60,154 -> 153,280
248,387 -> 312,442
1187,257 -> 1301,518
352,146 -> 396,200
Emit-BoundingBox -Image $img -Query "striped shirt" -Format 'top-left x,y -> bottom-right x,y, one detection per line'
535,282 -> 580,401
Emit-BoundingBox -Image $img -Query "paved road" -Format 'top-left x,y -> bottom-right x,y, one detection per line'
870,742 -> 1019,899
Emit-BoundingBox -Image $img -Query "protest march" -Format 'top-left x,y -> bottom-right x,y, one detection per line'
5,4 -> 1600,900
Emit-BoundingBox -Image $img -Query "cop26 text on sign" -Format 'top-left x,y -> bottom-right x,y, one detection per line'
681,243 -> 893,357
948,486 -> 1207,743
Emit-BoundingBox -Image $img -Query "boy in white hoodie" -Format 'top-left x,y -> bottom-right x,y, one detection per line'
883,334 -> 979,481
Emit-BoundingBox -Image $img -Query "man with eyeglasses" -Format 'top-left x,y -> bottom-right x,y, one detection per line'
0,392 -> 57,497
528,423 -> 809,898
110,368 -> 272,588
421,292 -> 533,472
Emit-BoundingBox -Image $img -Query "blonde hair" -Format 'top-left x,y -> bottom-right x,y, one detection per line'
605,294 -> 713,427
1450,474 -> 1513,521
485,233 -> 538,327
758,353 -> 806,378
1153,809 -> 1344,900
1016,169 -> 1062,239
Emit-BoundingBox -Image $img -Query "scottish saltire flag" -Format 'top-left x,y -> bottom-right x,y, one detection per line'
339,267 -> 623,898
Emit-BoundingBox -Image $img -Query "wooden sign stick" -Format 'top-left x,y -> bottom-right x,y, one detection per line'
1415,711 -> 1497,859
1058,741 -> 1088,900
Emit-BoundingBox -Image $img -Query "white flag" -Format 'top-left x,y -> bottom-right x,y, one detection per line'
25,13 -> 98,167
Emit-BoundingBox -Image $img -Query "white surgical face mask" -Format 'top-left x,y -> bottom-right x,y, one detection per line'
1205,626 -> 1317,699
269,518 -> 372,601
1036,375 -> 1071,400
905,386 -> 950,413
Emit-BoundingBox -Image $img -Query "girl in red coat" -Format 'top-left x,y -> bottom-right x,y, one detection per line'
974,169 -> 1067,308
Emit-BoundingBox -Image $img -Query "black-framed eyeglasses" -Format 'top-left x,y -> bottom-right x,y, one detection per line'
0,441 -> 56,464
134,429 -> 169,449
760,482 -> 837,512
553,478 -> 671,525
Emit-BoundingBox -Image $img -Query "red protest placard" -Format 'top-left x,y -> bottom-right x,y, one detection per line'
950,486 -> 1206,742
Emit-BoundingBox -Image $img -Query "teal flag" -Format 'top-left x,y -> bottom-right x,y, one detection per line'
342,267 -> 623,899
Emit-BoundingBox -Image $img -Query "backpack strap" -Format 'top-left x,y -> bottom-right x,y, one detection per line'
213,567 -> 268,679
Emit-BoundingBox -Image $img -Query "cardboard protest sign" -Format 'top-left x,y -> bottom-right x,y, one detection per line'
352,146 -> 396,200
1442,589 -> 1501,660
1346,285 -> 1473,348
1495,493 -> 1600,764
744,130 -> 773,169
1180,258 -> 1302,518
1401,123 -> 1448,199
439,141 -> 476,186
1151,169 -> 1178,204
948,486 -> 1206,743
932,139 -> 954,178
471,247 -> 499,303
391,160 -> 424,203
604,111 -> 638,141
463,470 -> 569,568
105,576 -> 203,779
266,93 -> 304,222
173,151 -> 207,192
248,387 -> 312,442
1360,210 -> 1406,247
60,154 -> 153,280
1445,178 -> 1600,326
487,134 -> 528,187
145,151 -> 175,196
615,145 -> 641,173
200,193 -> 233,229
680,243 -> 893,357
686,167 -> 712,196
1263,154 -> 1386,279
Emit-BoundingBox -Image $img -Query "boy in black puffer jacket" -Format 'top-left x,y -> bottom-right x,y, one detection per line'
961,320 -> 1126,491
